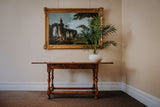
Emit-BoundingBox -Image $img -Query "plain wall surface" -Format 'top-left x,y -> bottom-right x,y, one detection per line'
122,0 -> 160,98
0,0 -> 122,83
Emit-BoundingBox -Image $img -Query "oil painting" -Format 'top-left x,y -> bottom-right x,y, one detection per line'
44,8 -> 103,49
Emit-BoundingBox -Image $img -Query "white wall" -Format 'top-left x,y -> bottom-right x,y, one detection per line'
122,0 -> 160,98
0,0 -> 122,83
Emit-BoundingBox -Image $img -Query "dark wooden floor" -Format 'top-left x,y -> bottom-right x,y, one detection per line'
0,91 -> 146,107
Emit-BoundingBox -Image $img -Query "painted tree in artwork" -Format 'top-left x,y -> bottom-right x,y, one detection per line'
73,13 -> 98,20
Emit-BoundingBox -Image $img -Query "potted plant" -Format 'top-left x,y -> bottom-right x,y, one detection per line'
74,15 -> 117,62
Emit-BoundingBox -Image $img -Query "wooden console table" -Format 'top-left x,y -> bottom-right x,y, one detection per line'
32,62 -> 113,99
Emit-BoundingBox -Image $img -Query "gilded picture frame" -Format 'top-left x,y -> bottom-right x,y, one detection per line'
44,7 -> 104,49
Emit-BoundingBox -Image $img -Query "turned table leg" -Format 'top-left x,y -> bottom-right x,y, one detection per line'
92,68 -> 96,96
51,69 -> 54,90
95,64 -> 98,99
47,64 -> 51,99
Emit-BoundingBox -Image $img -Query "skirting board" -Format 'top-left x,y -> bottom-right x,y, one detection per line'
0,82 -> 122,91
0,82 -> 160,107
121,83 -> 160,107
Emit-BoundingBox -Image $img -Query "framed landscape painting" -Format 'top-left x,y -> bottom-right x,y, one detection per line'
44,7 -> 103,49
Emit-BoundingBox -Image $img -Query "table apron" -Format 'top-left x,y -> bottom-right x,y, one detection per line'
50,64 -> 96,69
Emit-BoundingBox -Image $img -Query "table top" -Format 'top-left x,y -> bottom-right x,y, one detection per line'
32,62 -> 114,64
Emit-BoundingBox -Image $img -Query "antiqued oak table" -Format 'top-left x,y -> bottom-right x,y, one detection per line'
32,62 -> 113,99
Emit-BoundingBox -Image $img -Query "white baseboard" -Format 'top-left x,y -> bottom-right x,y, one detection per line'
0,82 -> 160,107
121,83 -> 160,107
0,82 -> 122,91
0,82 -> 47,91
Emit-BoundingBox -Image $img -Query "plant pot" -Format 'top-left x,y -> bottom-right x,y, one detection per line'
89,54 -> 102,62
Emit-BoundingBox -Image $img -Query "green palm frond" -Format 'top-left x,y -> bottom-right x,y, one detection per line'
98,41 -> 117,49
102,25 -> 116,35
74,15 -> 117,54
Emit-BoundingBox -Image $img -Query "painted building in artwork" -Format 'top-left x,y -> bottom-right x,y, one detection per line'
57,18 -> 77,40
49,18 -> 78,44
57,18 -> 64,40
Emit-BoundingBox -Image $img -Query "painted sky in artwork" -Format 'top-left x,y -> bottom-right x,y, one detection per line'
49,13 -> 92,33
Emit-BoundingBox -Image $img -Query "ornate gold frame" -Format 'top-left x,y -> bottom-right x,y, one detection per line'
44,7 -> 104,49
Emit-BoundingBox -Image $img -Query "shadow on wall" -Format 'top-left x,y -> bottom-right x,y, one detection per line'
98,64 -> 121,81
69,69 -> 92,82
122,30 -> 136,86
54,69 -> 92,83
